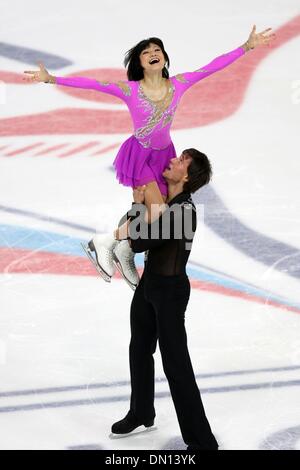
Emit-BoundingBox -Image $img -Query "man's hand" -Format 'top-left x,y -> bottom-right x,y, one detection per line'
133,185 -> 146,204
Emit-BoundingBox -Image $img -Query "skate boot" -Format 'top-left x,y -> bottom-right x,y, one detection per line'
81,233 -> 118,282
111,410 -> 154,435
112,240 -> 140,290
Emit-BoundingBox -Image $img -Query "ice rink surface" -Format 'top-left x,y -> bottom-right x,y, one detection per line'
0,0 -> 300,450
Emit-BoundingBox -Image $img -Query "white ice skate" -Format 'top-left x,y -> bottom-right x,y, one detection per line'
113,240 -> 140,291
81,233 -> 118,283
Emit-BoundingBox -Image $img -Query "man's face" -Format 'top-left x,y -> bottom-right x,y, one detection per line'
162,152 -> 192,183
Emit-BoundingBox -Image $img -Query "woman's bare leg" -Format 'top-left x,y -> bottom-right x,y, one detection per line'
114,181 -> 167,239
114,219 -> 130,240
143,181 -> 167,223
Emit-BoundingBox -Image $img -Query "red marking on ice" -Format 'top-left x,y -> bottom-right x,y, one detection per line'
3,142 -> 44,156
190,279 -> 300,315
0,15 -> 299,136
32,143 -> 70,156
89,143 -> 121,156
0,71 -> 27,84
0,247 -> 115,278
0,108 -> 133,136
1,248 -> 299,314
57,140 -> 101,157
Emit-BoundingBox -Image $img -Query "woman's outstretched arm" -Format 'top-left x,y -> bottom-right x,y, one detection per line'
23,61 -> 132,102
54,75 -> 132,101
172,25 -> 276,93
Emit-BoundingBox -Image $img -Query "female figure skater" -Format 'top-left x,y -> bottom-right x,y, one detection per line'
24,25 -> 275,289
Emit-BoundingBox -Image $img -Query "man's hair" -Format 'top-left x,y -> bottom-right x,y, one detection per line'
124,37 -> 170,81
182,148 -> 213,193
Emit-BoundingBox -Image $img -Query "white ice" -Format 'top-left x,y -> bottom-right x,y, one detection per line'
0,0 -> 300,450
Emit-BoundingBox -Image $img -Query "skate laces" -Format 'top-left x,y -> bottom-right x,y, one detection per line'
123,250 -> 138,275
106,249 -> 113,264
97,244 -> 114,268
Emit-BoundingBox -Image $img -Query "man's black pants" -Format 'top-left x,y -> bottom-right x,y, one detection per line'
128,271 -> 218,449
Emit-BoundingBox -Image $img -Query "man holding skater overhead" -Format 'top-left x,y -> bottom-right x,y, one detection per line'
112,148 -> 219,451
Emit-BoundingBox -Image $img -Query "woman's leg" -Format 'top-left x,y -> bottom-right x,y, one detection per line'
86,182 -> 167,286
114,182 -> 167,240
143,181 -> 167,223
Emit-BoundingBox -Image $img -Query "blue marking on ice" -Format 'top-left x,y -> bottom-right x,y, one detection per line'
1,223 -> 300,310
186,265 -> 300,310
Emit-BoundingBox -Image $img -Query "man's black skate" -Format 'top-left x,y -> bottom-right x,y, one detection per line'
111,410 -> 154,435
81,241 -> 111,282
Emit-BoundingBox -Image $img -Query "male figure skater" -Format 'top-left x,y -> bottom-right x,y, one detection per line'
112,148 -> 218,451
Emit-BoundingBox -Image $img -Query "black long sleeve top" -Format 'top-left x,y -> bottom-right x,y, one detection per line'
128,191 -> 197,276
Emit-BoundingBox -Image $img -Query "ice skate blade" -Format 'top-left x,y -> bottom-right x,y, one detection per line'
112,255 -> 138,291
81,242 -> 111,283
109,425 -> 157,440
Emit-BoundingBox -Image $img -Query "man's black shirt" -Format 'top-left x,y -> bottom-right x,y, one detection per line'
128,191 -> 197,276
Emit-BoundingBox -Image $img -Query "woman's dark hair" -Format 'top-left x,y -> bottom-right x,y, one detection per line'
124,37 -> 170,81
182,149 -> 213,194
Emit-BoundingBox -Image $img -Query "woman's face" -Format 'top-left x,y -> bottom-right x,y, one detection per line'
139,43 -> 166,74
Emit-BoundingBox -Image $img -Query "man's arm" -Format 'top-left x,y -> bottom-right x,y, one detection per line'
128,202 -> 196,253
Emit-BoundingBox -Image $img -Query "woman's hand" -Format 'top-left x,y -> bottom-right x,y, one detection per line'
133,185 -> 146,204
23,61 -> 50,83
245,25 -> 276,50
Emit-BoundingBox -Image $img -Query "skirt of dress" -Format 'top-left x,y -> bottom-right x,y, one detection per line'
112,135 -> 176,196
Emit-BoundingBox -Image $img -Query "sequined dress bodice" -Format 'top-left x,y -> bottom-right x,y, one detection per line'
56,46 -> 245,150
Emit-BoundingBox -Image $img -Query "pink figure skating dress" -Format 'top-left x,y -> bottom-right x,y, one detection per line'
56,46 -> 245,195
